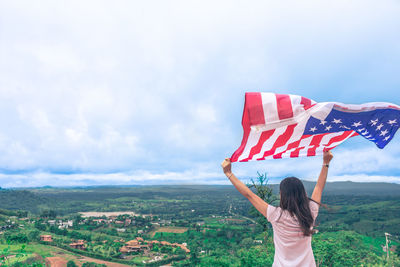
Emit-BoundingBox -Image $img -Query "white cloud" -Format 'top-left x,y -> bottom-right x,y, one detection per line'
0,0 -> 399,186
0,169 -> 224,188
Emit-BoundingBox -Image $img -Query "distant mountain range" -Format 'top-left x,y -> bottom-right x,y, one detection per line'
4,180 -> 398,195
300,180 -> 400,196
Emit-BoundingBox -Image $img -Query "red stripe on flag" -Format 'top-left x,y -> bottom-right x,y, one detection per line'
300,96 -> 313,110
246,92 -> 265,126
276,94 -> 294,120
230,122 -> 250,162
241,130 -> 275,161
230,125 -> 250,162
351,131 -> 359,137
324,131 -> 354,147
327,132 -> 358,150
290,146 -> 306,158
285,135 -> 312,158
307,134 -> 325,156
230,93 -> 264,162
273,138 -> 303,159
261,124 -> 297,159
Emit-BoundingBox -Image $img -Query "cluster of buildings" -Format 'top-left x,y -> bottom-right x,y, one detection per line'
0,219 -> 19,234
218,218 -> 246,224
47,219 -> 74,229
40,234 -> 85,249
40,234 -> 86,250
89,216 -> 174,235
91,217 -> 172,226
40,234 -> 190,255
119,237 -> 190,255
69,240 -> 86,250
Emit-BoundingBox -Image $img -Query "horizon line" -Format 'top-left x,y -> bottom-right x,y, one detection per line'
2,179 -> 400,189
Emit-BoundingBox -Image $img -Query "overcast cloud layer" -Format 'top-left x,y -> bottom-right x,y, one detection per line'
1,0 -> 399,187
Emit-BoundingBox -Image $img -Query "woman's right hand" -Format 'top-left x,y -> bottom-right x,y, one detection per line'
221,158 -> 232,177
323,150 -> 333,164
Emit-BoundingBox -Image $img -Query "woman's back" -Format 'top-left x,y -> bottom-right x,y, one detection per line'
221,151 -> 333,267
266,201 -> 319,267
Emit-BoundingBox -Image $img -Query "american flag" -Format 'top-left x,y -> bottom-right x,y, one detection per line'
230,93 -> 400,162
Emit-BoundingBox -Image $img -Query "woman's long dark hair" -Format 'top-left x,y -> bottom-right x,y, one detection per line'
279,177 -> 315,236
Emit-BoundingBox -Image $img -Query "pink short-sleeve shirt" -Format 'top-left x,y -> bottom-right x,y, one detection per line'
266,201 -> 319,267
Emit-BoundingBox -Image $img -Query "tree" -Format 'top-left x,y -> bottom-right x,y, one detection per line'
175,247 -> 187,256
237,246 -> 274,267
17,210 -> 28,218
312,231 -> 381,266
240,237 -> 253,249
200,256 -> 238,266
67,260 -> 78,267
190,250 -> 200,265
34,220 -> 46,231
247,172 -> 277,230
40,210 -> 57,218
160,246 -> 173,253
152,244 -> 159,252
73,214 -> 84,226
82,263 -> 106,267
6,233 -> 28,243
247,172 -> 276,203
28,230 -> 40,242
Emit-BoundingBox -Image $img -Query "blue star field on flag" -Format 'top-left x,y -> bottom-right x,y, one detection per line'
304,108 -> 400,149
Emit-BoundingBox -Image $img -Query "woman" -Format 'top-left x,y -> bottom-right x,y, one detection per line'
221,151 -> 333,267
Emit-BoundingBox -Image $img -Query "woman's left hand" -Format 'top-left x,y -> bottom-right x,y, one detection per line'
221,158 -> 232,177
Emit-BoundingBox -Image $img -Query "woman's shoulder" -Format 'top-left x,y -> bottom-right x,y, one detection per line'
309,199 -> 320,218
309,199 -> 319,210
266,204 -> 282,222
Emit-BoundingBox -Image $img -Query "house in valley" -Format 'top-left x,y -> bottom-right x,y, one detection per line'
40,235 -> 53,242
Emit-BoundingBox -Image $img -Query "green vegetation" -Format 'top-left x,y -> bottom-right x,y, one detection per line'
0,182 -> 399,266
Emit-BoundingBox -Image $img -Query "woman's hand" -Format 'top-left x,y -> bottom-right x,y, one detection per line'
221,158 -> 232,177
221,157 -> 269,216
312,150 -> 333,203
323,150 -> 333,164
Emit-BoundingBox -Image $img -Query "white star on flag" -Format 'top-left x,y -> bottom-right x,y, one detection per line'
376,123 -> 384,130
388,119 -> 397,125
370,119 -> 378,126
380,129 -> 388,136
332,118 -> 342,124
310,127 -> 317,132
319,120 -> 327,125
352,121 -> 362,127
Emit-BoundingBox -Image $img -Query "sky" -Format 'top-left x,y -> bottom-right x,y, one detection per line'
0,0 -> 399,187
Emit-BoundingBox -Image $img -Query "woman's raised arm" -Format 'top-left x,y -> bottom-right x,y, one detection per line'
311,150 -> 333,204
221,158 -> 269,217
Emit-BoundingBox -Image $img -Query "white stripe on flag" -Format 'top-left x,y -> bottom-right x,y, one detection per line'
325,131 -> 357,150
249,126 -> 288,160
282,135 -> 314,158
237,130 -> 262,162
296,132 -> 347,157
261,92 -> 280,123
289,94 -> 304,117
264,120 -> 308,159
